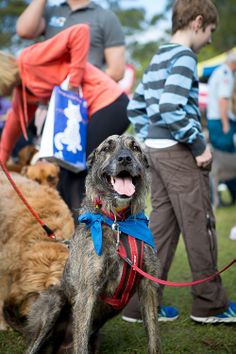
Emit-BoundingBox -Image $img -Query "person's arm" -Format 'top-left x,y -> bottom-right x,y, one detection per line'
104,46 -> 125,82
16,0 -> 46,39
0,109 -> 23,163
159,51 -> 206,157
232,89 -> 236,116
0,90 -> 37,163
102,9 -> 125,82
20,25 -> 90,91
67,25 -> 90,88
219,97 -> 230,133
217,67 -> 234,133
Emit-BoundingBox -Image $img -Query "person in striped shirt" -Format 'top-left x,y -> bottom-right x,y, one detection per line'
123,0 -> 236,324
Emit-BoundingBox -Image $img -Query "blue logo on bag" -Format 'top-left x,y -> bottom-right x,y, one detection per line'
53,86 -> 88,171
49,16 -> 66,28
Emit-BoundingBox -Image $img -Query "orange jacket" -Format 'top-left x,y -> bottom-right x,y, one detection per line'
0,24 -> 124,163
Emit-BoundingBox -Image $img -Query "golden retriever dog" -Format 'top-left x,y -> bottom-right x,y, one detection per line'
6,145 -> 60,189
0,172 -> 74,330
21,161 -> 60,188
6,145 -> 38,173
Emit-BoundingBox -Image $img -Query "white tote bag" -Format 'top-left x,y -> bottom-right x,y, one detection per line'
39,85 -> 88,173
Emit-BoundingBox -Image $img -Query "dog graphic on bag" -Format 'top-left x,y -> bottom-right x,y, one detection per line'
54,100 -> 83,154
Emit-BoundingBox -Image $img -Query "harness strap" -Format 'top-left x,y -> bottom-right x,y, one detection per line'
101,235 -> 144,310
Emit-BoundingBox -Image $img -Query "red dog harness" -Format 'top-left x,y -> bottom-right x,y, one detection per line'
101,233 -> 144,310
95,198 -> 144,310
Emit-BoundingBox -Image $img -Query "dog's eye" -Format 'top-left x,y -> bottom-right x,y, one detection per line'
100,139 -> 115,153
131,143 -> 141,152
101,145 -> 110,152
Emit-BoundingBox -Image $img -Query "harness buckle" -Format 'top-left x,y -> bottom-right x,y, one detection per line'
112,220 -> 120,248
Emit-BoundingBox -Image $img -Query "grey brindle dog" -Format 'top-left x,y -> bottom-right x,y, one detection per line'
26,135 -> 162,354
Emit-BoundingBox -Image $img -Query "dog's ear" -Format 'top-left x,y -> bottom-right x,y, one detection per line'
143,154 -> 149,169
55,164 -> 60,174
21,166 -> 29,176
18,145 -> 37,165
86,150 -> 96,170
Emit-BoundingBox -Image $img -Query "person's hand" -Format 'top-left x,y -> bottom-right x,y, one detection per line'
68,85 -> 79,93
195,146 -> 212,168
222,121 -> 230,134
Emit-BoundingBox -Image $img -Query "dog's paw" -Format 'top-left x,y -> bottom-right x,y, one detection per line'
0,319 -> 11,331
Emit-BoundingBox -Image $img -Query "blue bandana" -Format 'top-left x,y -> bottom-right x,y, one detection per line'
78,211 -> 155,256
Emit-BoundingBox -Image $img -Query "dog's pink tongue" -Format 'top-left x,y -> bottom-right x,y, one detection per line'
111,176 -> 135,197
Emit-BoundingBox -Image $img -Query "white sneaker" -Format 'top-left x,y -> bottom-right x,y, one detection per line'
229,226 -> 236,240
121,315 -> 143,323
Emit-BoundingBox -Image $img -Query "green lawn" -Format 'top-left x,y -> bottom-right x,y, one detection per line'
0,203 -> 235,354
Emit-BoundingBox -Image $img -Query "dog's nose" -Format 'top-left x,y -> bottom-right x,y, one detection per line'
117,152 -> 132,165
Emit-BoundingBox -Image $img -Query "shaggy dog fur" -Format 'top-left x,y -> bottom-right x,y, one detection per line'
25,135 -> 162,354
0,172 -> 74,331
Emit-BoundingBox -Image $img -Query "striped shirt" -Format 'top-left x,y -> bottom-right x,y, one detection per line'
128,43 -> 206,156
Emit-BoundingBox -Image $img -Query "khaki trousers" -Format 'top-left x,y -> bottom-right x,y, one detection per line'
145,144 -> 228,316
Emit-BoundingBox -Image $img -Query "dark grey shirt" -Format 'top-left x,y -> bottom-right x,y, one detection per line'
44,1 -> 125,69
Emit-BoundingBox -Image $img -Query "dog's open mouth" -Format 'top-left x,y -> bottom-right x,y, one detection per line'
110,171 -> 137,198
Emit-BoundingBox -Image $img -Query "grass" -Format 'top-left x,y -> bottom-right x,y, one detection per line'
0,200 -> 235,354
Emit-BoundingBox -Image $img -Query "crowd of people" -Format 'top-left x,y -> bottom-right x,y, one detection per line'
0,0 -> 235,324
0,0 -> 129,213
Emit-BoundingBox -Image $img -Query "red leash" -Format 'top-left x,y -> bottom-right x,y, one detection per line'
0,158 -> 56,239
119,252 -> 236,287
95,196 -> 236,288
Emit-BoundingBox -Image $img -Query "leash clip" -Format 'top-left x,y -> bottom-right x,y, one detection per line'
112,219 -> 120,249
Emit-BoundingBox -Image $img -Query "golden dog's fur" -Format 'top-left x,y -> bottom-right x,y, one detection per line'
6,145 -> 60,189
0,172 -> 74,330
21,161 -> 60,188
6,242 -> 69,321
6,145 -> 38,173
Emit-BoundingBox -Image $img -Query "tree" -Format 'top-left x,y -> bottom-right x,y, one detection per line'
211,0 -> 236,52
1,0 -> 235,63
164,0 -> 236,61
0,0 -> 26,48
103,1 -> 166,79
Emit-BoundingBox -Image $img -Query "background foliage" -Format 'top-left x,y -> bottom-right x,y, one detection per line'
1,0 -> 235,74
163,0 -> 236,63
0,0 -> 26,48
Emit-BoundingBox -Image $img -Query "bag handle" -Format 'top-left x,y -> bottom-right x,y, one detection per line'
60,75 -> 83,97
